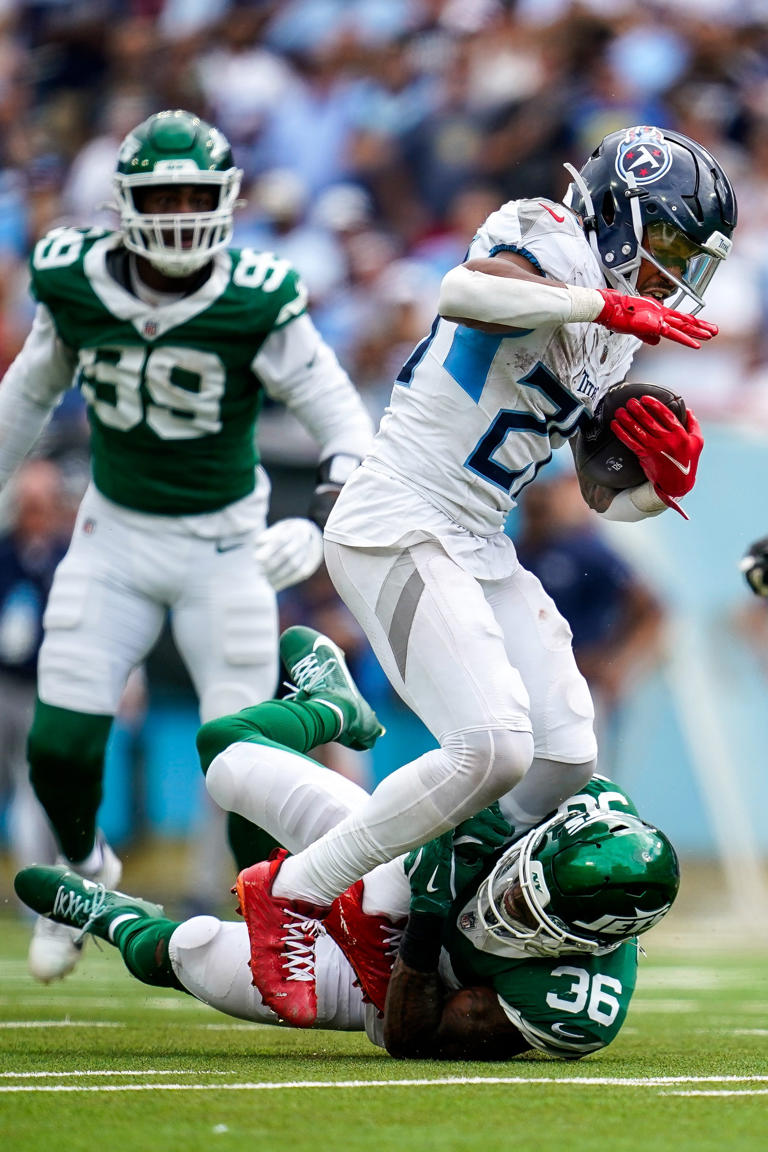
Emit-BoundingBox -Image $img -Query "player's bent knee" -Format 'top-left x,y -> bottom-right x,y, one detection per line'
169,915 -> 222,956
450,728 -> 533,792
492,728 -> 535,789
204,748 -> 253,812
197,717 -> 241,774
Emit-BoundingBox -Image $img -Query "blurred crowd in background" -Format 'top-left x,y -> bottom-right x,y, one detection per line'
2,0 -> 768,890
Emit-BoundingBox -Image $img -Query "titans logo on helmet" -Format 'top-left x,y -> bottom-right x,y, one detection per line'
615,126 -> 673,186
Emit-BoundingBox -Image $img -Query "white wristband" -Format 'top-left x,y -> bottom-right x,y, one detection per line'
566,284 -> 606,323
438,265 -> 604,329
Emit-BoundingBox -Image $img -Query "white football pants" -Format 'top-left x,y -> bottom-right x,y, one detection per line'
272,537 -> 596,904
37,486 -> 278,722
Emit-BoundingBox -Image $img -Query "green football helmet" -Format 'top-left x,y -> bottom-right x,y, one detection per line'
476,810 -> 680,957
113,109 -> 242,277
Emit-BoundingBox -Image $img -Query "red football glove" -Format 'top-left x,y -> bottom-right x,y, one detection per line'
596,290 -> 718,348
610,395 -> 704,519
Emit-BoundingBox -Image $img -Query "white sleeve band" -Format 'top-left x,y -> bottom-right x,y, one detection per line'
252,313 -> 374,459
597,481 -> 668,522
0,304 -> 76,488
438,265 -> 604,328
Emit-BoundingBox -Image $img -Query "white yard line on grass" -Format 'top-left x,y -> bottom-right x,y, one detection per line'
0,1020 -> 123,1028
1,1070 -> 226,1078
1,1075 -> 768,1094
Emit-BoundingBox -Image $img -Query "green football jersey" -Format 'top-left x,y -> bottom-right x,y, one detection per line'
424,777 -> 642,1058
446,917 -> 638,1058
30,226 -> 307,515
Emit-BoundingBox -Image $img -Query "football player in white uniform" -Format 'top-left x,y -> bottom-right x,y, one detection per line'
0,110 -> 374,984
211,126 -> 736,1027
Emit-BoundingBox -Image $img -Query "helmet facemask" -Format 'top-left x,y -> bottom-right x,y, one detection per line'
475,810 -> 679,958
112,110 -> 243,278
114,167 -> 242,277
636,218 -> 730,312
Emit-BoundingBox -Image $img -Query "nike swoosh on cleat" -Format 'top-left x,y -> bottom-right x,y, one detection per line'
659,451 -> 691,475
216,542 -> 245,553
540,203 -> 565,222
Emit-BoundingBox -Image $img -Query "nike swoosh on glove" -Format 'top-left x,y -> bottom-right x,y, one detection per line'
596,290 -> 719,348
254,518 -> 324,591
610,395 -> 703,519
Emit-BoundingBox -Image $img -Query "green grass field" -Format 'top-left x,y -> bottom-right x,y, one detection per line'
2,900 -> 767,1152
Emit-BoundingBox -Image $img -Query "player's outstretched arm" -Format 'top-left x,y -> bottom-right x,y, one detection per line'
438,252 -> 718,348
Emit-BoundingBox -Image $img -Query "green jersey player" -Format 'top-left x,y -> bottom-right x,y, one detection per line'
0,110 -> 374,984
16,626 -> 679,1060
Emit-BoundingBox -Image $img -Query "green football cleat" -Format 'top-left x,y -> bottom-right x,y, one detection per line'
15,866 -> 164,946
279,626 -> 385,751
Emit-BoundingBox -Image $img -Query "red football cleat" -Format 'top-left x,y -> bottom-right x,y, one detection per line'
324,880 -> 405,1015
233,848 -> 327,1028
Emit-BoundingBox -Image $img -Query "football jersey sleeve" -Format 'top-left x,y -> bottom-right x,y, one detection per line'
0,304 -> 77,487
470,199 -> 605,290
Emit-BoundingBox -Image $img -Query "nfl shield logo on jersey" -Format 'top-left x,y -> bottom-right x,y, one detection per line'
143,319 -> 159,338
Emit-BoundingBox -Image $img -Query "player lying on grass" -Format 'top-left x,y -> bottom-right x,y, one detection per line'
15,627 -> 679,1061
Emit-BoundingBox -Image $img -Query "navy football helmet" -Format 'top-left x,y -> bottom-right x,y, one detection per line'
564,125 -> 737,312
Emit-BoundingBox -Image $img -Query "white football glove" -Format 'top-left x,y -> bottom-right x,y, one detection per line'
254,517 -> 324,591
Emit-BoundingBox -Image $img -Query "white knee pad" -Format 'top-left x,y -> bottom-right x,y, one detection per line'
170,914 -> 223,957
205,739 -> 366,854
205,746 -> 249,814
169,916 -> 279,1023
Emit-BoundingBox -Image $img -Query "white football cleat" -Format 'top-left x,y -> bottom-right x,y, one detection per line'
28,833 -> 122,983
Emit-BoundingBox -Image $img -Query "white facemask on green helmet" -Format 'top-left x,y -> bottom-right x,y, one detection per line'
474,809 -> 680,957
113,109 -> 242,277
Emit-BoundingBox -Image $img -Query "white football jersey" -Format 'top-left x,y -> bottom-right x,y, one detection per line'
341,199 -> 640,538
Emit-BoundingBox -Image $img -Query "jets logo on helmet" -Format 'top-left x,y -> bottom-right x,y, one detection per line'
572,906 -> 671,939
615,126 -> 673,185
473,809 -> 680,958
